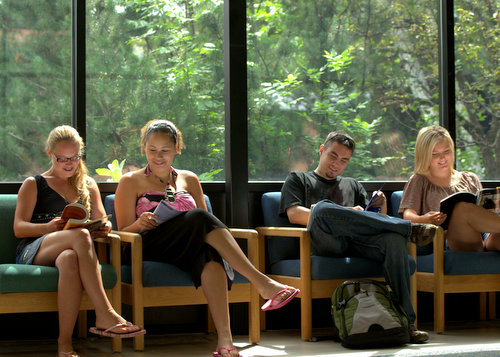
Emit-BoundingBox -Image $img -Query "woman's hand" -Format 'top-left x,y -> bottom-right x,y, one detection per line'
90,220 -> 112,238
46,217 -> 67,233
137,211 -> 159,231
423,211 -> 447,226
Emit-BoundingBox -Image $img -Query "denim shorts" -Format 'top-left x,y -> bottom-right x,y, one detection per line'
16,235 -> 46,265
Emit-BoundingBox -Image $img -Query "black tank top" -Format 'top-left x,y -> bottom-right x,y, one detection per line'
16,175 -> 73,255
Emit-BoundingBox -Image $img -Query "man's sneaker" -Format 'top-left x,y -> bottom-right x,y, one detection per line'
409,325 -> 429,343
409,223 -> 439,246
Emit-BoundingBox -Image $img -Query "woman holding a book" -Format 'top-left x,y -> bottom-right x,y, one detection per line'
13,126 -> 144,357
399,125 -> 500,252
114,119 -> 299,357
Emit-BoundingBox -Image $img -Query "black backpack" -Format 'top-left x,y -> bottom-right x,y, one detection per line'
331,280 -> 410,348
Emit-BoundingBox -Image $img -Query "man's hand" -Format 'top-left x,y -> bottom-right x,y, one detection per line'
369,190 -> 387,214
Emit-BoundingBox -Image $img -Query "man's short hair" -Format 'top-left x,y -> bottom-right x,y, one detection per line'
323,132 -> 356,151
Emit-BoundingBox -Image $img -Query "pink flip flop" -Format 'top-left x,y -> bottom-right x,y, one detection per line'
89,322 -> 146,338
213,346 -> 242,357
261,286 -> 300,311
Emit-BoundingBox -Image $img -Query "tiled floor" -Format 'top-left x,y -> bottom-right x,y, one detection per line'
1,321 -> 499,357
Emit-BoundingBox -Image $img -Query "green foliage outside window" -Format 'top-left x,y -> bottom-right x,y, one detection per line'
1,0 -> 498,182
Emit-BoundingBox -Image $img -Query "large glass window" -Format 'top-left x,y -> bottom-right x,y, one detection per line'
248,0 -> 439,181
454,0 -> 499,180
0,1 -> 71,181
86,0 -> 225,182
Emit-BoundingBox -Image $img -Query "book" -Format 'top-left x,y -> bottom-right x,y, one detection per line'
61,202 -> 111,231
365,183 -> 385,212
152,200 -> 184,224
439,188 -> 499,229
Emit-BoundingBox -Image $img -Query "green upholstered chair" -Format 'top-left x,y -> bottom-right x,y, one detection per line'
0,194 -> 123,352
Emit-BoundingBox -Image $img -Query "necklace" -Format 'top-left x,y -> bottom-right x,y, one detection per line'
146,165 -> 176,203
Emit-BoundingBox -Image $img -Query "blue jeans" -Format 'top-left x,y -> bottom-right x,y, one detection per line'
308,199 -> 416,324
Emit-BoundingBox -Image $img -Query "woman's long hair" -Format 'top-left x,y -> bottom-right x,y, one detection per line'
46,125 -> 91,213
414,125 -> 456,176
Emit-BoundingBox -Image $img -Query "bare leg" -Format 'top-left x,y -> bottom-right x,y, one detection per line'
447,202 -> 500,251
33,229 -> 141,334
55,250 -> 83,355
200,261 -> 239,357
205,228 -> 295,300
485,233 -> 500,252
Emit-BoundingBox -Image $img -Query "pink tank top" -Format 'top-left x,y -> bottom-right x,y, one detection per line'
135,166 -> 197,217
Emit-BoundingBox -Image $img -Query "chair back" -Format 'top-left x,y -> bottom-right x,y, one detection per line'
390,190 -> 433,255
390,190 -> 404,218
261,192 -> 300,266
0,195 -> 19,264
104,194 -> 213,229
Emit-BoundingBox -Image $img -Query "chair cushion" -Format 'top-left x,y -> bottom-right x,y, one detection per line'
0,263 -> 117,293
417,251 -> 500,275
121,261 -> 249,286
270,255 -> 416,279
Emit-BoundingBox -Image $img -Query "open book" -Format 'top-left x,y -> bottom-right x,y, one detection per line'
152,200 -> 184,224
61,202 -> 111,231
440,188 -> 499,229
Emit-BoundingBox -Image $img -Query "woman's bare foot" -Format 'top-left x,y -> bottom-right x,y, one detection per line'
214,346 -> 240,357
94,308 -> 142,334
259,281 -> 299,309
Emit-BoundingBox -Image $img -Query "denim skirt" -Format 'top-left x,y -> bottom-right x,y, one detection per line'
16,235 -> 46,265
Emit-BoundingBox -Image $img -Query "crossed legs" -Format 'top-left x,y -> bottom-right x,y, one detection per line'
447,202 -> 500,251
33,229 -> 141,354
203,228 -> 297,356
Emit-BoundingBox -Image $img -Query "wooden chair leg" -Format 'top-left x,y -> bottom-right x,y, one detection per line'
480,292 -> 488,320
410,272 -> 417,327
248,286 -> 260,343
132,302 -> 145,351
434,291 -> 445,333
77,310 -> 87,338
207,307 -> 216,333
488,292 -> 496,320
300,297 -> 312,341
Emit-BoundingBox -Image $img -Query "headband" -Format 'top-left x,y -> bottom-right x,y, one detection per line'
145,120 -> 178,144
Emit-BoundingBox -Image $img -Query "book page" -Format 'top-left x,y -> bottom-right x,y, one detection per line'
61,202 -> 89,223
478,188 -> 500,214
63,214 -> 111,231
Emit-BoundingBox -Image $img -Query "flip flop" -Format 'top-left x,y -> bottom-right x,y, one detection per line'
213,346 -> 242,357
57,352 -> 79,357
261,286 -> 300,311
89,322 -> 146,338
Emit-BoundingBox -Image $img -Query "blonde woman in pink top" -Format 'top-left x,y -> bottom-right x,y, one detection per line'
399,125 -> 500,252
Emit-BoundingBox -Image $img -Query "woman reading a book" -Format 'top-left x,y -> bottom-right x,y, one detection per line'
399,125 -> 500,252
114,119 -> 299,357
13,126 -> 145,357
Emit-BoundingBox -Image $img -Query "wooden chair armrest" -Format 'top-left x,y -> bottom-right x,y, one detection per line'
229,228 -> 258,241
255,226 -> 309,237
407,242 -> 417,260
432,226 -> 446,277
95,233 -> 121,265
255,226 -> 311,279
110,230 -> 143,287
229,228 -> 259,270
110,230 -> 142,244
